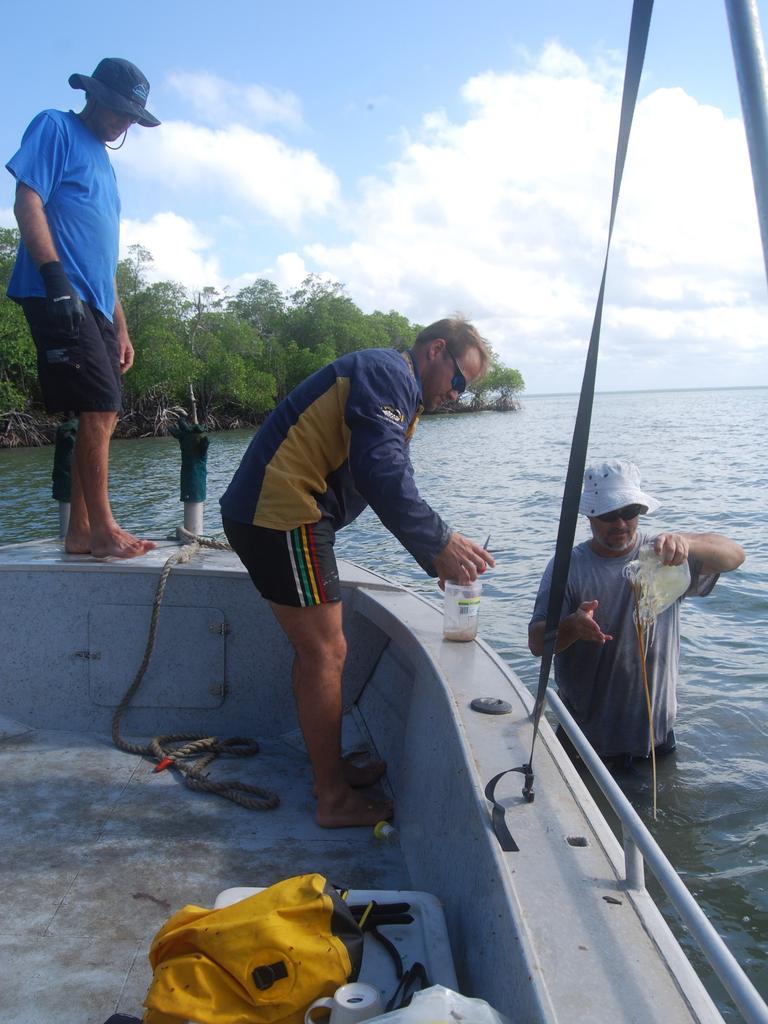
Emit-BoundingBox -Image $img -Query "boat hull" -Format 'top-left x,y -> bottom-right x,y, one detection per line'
0,540 -> 723,1023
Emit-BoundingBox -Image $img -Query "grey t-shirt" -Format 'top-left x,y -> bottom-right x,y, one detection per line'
530,532 -> 718,757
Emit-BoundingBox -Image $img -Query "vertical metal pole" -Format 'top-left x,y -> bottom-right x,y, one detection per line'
183,502 -> 204,537
58,503 -> 71,540
725,0 -> 768,287
623,828 -> 646,891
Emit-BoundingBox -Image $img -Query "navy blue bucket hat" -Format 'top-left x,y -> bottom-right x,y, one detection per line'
69,57 -> 161,127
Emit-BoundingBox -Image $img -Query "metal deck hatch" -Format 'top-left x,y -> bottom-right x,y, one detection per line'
88,603 -> 227,708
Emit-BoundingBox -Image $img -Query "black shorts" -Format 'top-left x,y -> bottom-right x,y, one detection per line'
20,297 -> 122,414
222,516 -> 342,607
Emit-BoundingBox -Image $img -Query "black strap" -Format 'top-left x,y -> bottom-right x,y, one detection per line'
348,901 -> 411,917
385,962 -> 429,1012
488,0 -> 655,850
368,925 -> 405,979
351,900 -> 413,981
484,766 -> 535,852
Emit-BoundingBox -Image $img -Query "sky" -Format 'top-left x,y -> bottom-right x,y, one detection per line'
2,0 -> 768,394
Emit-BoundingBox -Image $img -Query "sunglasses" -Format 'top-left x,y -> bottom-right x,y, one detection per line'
446,348 -> 466,394
597,504 -> 645,523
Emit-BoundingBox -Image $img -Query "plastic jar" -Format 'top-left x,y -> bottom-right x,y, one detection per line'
443,579 -> 482,642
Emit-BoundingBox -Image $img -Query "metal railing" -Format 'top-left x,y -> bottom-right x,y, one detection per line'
547,691 -> 768,1024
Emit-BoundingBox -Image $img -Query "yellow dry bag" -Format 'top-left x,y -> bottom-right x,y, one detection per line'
143,873 -> 363,1024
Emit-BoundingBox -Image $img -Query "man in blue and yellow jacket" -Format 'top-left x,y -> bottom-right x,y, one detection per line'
220,317 -> 494,828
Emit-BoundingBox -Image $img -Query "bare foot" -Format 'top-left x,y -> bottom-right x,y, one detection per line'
344,757 -> 386,787
89,526 -> 157,560
313,756 -> 386,796
316,786 -> 394,829
64,529 -> 93,555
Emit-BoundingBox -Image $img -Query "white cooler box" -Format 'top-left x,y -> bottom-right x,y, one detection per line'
186,886 -> 457,1024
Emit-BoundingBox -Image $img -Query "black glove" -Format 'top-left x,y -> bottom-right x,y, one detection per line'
39,261 -> 85,335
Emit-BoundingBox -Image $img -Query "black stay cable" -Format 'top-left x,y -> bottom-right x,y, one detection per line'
486,0 -> 655,853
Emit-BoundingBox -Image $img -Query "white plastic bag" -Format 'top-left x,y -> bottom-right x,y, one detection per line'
367,985 -> 511,1024
624,543 -> 690,630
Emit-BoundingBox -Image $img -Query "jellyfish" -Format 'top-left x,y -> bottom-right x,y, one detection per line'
623,546 -> 690,819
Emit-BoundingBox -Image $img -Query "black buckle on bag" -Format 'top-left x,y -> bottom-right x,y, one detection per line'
252,960 -> 289,990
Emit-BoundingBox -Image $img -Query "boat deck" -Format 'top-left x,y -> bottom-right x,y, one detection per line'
0,539 -> 730,1024
0,719 -> 408,1023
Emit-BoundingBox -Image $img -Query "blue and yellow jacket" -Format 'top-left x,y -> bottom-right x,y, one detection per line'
220,348 -> 451,574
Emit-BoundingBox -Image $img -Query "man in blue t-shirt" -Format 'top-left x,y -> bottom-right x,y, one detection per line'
6,58 -> 161,559
528,459 -> 745,764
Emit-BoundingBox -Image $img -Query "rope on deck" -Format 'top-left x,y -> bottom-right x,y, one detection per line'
111,532 -> 280,811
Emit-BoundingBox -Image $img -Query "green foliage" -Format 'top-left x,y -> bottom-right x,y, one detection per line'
462,350 -> 525,411
228,279 -> 286,338
125,326 -> 200,407
0,239 -> 524,435
281,276 -> 374,354
283,340 -> 337,398
0,303 -> 38,413
0,227 -> 21,288
0,229 -> 38,414
365,310 -> 419,350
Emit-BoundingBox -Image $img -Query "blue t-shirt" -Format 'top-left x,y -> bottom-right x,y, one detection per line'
6,109 -> 120,321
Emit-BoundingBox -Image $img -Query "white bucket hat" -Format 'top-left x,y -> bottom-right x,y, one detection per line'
579,459 -> 660,518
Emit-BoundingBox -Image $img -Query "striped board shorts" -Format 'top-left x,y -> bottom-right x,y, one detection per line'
221,516 -> 341,607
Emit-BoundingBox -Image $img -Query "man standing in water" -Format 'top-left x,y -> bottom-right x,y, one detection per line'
6,58 -> 160,558
221,318 -> 495,827
528,459 -> 745,766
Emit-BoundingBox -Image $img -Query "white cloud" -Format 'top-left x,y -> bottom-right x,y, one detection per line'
293,44 -> 767,391
116,120 -> 339,230
270,252 -> 313,292
0,206 -> 15,228
121,212 -> 222,292
110,47 -> 767,392
167,72 -> 303,129
227,252 -> 310,296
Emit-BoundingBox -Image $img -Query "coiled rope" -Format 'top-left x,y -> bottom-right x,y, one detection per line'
111,530 -> 279,811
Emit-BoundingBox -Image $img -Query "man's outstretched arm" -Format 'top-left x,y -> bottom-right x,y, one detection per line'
653,532 -> 745,573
